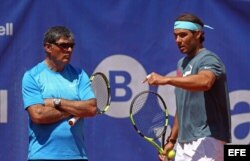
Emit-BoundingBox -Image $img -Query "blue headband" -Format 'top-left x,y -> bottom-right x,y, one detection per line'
174,21 -> 214,30
174,21 -> 202,31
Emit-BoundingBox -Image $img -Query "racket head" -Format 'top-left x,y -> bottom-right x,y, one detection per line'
129,90 -> 169,153
90,72 -> 111,114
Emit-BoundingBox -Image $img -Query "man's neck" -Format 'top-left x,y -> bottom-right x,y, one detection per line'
187,46 -> 204,58
45,59 -> 64,72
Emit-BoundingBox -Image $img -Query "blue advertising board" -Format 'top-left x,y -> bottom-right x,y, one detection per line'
0,0 -> 249,161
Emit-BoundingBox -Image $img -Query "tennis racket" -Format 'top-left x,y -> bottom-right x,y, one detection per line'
130,90 -> 172,160
68,72 -> 111,126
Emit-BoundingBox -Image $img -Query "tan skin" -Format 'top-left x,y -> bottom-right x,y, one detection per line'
144,29 -> 216,160
27,37 -> 97,124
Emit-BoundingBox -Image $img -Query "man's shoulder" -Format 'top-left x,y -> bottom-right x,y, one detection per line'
24,61 -> 46,77
199,48 -> 219,58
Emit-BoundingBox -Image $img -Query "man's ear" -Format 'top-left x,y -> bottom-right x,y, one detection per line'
195,30 -> 203,40
44,43 -> 52,53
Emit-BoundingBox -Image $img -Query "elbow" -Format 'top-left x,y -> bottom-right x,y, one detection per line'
30,113 -> 45,124
28,108 -> 44,124
202,81 -> 213,91
201,72 -> 216,91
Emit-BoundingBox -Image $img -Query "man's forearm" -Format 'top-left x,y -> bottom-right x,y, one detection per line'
45,98 -> 97,117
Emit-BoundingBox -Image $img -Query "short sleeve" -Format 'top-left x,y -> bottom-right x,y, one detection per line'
198,54 -> 224,78
78,70 -> 95,100
22,71 -> 44,109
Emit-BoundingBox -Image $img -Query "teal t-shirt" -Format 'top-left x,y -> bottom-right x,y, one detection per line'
175,49 -> 231,143
22,61 -> 95,160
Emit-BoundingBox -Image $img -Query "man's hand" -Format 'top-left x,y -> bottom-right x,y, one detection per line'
158,142 -> 175,161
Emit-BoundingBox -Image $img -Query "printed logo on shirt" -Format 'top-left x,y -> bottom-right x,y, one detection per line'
177,69 -> 182,77
203,66 -> 212,70
69,83 -> 76,88
183,64 -> 192,77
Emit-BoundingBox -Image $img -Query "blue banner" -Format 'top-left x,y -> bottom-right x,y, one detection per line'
0,0 -> 249,161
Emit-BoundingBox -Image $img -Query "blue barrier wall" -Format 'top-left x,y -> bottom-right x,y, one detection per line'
0,0 -> 249,161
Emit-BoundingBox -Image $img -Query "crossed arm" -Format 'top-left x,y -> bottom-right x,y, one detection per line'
27,98 -> 97,124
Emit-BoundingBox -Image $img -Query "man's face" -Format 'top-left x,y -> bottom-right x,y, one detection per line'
173,29 -> 201,56
46,37 -> 75,65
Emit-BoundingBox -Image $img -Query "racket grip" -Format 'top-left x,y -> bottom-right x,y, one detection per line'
146,74 -> 151,79
68,117 -> 80,126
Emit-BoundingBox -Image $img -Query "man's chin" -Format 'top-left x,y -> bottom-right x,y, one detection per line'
62,59 -> 70,65
179,48 -> 187,54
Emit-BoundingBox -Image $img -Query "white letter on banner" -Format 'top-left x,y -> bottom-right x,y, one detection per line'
0,90 -> 8,123
230,90 -> 250,144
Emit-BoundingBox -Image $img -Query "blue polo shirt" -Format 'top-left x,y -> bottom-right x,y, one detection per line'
22,61 -> 95,160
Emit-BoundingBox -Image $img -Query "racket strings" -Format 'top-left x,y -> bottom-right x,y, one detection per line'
91,75 -> 109,112
132,92 -> 166,139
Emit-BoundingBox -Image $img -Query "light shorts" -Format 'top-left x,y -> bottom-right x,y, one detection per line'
175,137 -> 225,161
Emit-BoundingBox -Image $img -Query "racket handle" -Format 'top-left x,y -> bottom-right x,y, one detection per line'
68,117 -> 80,126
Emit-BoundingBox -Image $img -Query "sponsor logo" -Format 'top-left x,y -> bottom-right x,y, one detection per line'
183,64 -> 192,77
93,54 -> 148,118
0,90 -> 8,123
204,66 -> 212,69
0,23 -> 13,36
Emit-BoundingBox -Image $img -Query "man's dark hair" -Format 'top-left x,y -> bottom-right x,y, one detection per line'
43,26 -> 74,45
175,13 -> 205,42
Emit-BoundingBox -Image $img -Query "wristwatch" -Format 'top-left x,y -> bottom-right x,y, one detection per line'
53,98 -> 61,109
